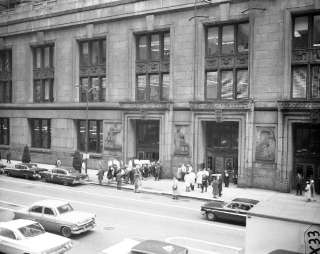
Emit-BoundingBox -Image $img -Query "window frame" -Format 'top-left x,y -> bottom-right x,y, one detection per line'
30,118 -> 51,149
0,49 -> 12,103
135,30 -> 170,102
205,22 -> 249,101
77,119 -> 103,154
79,38 -> 106,103
0,118 -> 9,145
32,44 -> 54,103
291,13 -> 320,100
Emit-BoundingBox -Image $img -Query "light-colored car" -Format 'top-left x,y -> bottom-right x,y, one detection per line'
14,199 -> 96,238
0,219 -> 73,254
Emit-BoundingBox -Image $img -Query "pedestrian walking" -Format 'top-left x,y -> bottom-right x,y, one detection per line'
196,169 -> 203,188
224,170 -> 230,187
305,181 -> 311,202
189,170 -> 196,191
96,161 -> 105,185
201,173 -> 208,193
134,167 -> 142,193
172,176 -> 179,199
116,169 -> 123,190
296,173 -> 303,196
212,176 -> 219,198
6,151 -> 11,163
310,179 -> 316,201
184,172 -> 191,192
181,164 -> 186,181
218,175 -> 223,197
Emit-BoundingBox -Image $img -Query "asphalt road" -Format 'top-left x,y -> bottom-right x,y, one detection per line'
0,175 -> 245,254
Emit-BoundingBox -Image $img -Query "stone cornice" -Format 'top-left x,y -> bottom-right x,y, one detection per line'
0,0 -> 232,37
119,101 -> 172,111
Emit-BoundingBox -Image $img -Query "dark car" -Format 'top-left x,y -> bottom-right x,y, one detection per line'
0,162 -> 5,174
201,198 -> 259,226
4,163 -> 46,180
40,167 -> 88,186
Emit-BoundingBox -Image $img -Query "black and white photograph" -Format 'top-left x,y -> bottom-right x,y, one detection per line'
0,0 -> 320,253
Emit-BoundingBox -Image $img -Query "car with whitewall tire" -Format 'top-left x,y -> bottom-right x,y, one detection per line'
14,199 -> 96,238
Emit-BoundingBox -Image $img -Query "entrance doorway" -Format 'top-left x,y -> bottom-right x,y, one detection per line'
135,120 -> 159,161
205,121 -> 239,182
293,123 -> 320,193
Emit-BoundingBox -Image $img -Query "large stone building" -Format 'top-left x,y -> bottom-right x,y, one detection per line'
0,0 -> 319,193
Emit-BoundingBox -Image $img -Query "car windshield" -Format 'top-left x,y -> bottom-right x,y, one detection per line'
57,203 -> 74,214
18,223 -> 45,238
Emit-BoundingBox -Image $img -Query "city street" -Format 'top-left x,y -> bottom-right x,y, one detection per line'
0,175 -> 245,254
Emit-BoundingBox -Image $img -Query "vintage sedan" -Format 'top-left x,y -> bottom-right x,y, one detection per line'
201,198 -> 259,226
0,219 -> 73,254
14,199 -> 96,238
5,163 -> 46,180
102,239 -> 188,254
39,167 -> 88,186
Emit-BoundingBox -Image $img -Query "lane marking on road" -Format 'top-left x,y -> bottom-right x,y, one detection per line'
0,188 -> 245,232
0,177 -> 200,211
166,236 -> 243,252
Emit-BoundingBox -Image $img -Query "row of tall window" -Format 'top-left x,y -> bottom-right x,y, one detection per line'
0,16 -> 319,105
0,118 -> 102,153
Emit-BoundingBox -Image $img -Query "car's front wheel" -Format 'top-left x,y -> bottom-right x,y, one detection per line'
206,212 -> 216,221
61,226 -> 72,238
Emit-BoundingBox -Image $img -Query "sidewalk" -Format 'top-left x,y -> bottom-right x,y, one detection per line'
2,160 -> 319,204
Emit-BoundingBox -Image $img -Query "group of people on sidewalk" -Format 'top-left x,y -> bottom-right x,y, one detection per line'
296,173 -> 316,202
172,164 -> 232,199
96,159 -> 162,192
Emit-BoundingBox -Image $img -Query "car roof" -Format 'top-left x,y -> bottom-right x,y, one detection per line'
131,240 -> 187,254
231,198 -> 259,205
31,199 -> 69,207
0,219 -> 37,230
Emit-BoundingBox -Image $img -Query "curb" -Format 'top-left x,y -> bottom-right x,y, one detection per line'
86,180 -> 215,202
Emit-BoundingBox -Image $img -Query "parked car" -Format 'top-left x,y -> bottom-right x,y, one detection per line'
39,167 -> 88,186
201,198 -> 259,226
0,162 -> 5,174
14,199 -> 96,237
4,163 -> 46,180
0,219 -> 73,254
102,238 -> 188,254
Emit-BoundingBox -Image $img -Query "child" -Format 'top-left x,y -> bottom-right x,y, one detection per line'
305,181 -> 311,202
172,176 -> 178,199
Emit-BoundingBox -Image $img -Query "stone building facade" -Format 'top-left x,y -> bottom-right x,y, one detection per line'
0,0 -> 319,193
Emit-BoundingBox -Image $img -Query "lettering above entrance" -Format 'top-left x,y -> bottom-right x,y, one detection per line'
104,122 -> 122,151
190,101 -> 253,111
174,125 -> 190,156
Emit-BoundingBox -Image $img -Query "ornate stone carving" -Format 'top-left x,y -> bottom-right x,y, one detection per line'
278,100 -> 320,110
104,122 -> 122,151
174,125 -> 189,156
160,61 -> 170,72
220,56 -> 234,68
292,50 -> 308,63
33,68 -> 54,79
136,63 -> 147,74
79,65 -> 106,76
255,127 -> 276,162
148,62 -> 160,73
205,57 -> 219,69
310,110 -> 320,123
236,54 -> 248,66
311,48 -> 320,62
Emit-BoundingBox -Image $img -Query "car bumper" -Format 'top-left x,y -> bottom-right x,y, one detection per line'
71,222 -> 95,234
